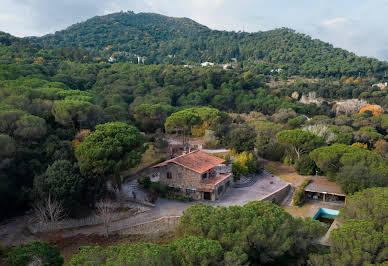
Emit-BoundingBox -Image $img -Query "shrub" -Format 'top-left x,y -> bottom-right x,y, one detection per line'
137,176 -> 151,189
262,143 -> 285,161
232,151 -> 260,179
6,241 -> 63,266
150,182 -> 169,197
283,155 -> 292,166
295,155 -> 317,175
292,178 -> 311,206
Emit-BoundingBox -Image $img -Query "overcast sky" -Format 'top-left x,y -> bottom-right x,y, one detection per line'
1,0 -> 387,61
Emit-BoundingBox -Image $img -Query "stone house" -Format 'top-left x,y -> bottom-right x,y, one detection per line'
151,150 -> 233,201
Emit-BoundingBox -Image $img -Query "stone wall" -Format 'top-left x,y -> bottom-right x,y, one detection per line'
260,184 -> 291,204
115,216 -> 180,236
157,164 -> 204,200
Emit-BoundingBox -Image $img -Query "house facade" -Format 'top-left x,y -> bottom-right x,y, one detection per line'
151,150 -> 233,201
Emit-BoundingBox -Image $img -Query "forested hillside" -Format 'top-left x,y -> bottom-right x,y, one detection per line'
28,11 -> 388,78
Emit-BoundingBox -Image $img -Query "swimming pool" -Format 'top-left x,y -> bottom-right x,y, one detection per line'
313,208 -> 339,224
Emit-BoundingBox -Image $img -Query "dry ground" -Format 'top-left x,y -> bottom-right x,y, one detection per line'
260,158 -> 310,186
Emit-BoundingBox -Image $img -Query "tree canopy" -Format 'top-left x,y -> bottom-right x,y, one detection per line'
6,241 -> 63,266
75,122 -> 146,185
177,201 -> 325,265
276,129 -> 325,160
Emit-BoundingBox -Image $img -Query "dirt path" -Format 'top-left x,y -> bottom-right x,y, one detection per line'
260,158 -> 310,186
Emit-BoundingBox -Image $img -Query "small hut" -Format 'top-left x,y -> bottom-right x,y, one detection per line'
304,177 -> 346,204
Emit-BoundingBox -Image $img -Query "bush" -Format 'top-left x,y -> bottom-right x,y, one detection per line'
295,155 -> 317,175
292,178 -> 311,206
150,182 -> 169,197
137,176 -> 151,189
232,151 -> 260,179
138,176 -> 169,198
261,143 -> 286,161
6,241 -> 63,266
283,155 -> 292,166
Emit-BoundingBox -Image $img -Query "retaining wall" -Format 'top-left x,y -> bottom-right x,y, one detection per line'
259,184 -> 291,204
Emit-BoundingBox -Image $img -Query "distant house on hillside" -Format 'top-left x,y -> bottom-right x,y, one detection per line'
372,82 -> 387,90
151,150 -> 233,201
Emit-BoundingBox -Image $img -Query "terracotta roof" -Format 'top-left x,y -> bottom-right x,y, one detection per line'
304,177 -> 345,196
152,150 -> 225,173
202,173 -> 232,186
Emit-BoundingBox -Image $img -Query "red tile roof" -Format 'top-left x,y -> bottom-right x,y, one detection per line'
202,173 -> 232,186
152,150 -> 225,173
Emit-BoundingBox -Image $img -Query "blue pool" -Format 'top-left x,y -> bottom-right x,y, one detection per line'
313,208 -> 339,224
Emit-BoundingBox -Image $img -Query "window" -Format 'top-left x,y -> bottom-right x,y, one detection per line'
178,172 -> 182,178
167,172 -> 172,179
217,185 -> 224,194
186,188 -> 196,193
201,172 -> 207,180
226,181 -> 230,188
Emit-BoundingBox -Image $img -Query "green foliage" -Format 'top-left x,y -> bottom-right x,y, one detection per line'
310,144 -> 388,182
292,178 -> 311,206
338,187 -> 388,230
232,151 -> 260,179
177,201 -> 325,265
6,241 -> 63,266
169,236 -> 224,266
287,115 -> 307,128
33,160 -> 85,215
277,129 -> 326,160
166,194 -> 193,202
31,12 -> 388,78
165,109 -> 202,133
75,122 -> 146,182
138,176 -> 169,197
0,134 -> 16,159
69,243 -> 171,266
52,99 -> 103,129
336,165 -> 387,194
226,125 -> 257,153
137,176 -> 152,189
295,155 -> 317,175
133,103 -> 175,133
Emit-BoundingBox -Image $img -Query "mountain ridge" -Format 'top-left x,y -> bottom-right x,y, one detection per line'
2,11 -> 388,77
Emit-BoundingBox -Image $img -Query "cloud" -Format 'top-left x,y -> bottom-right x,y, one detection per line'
321,17 -> 351,27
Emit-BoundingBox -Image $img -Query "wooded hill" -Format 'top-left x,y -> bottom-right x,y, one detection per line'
24,11 -> 388,78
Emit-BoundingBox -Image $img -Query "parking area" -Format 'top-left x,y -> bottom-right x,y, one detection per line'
213,170 -> 289,207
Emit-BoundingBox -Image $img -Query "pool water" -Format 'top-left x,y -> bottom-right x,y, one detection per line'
313,208 -> 339,225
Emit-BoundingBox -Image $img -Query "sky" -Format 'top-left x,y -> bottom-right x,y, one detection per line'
1,0 -> 387,61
